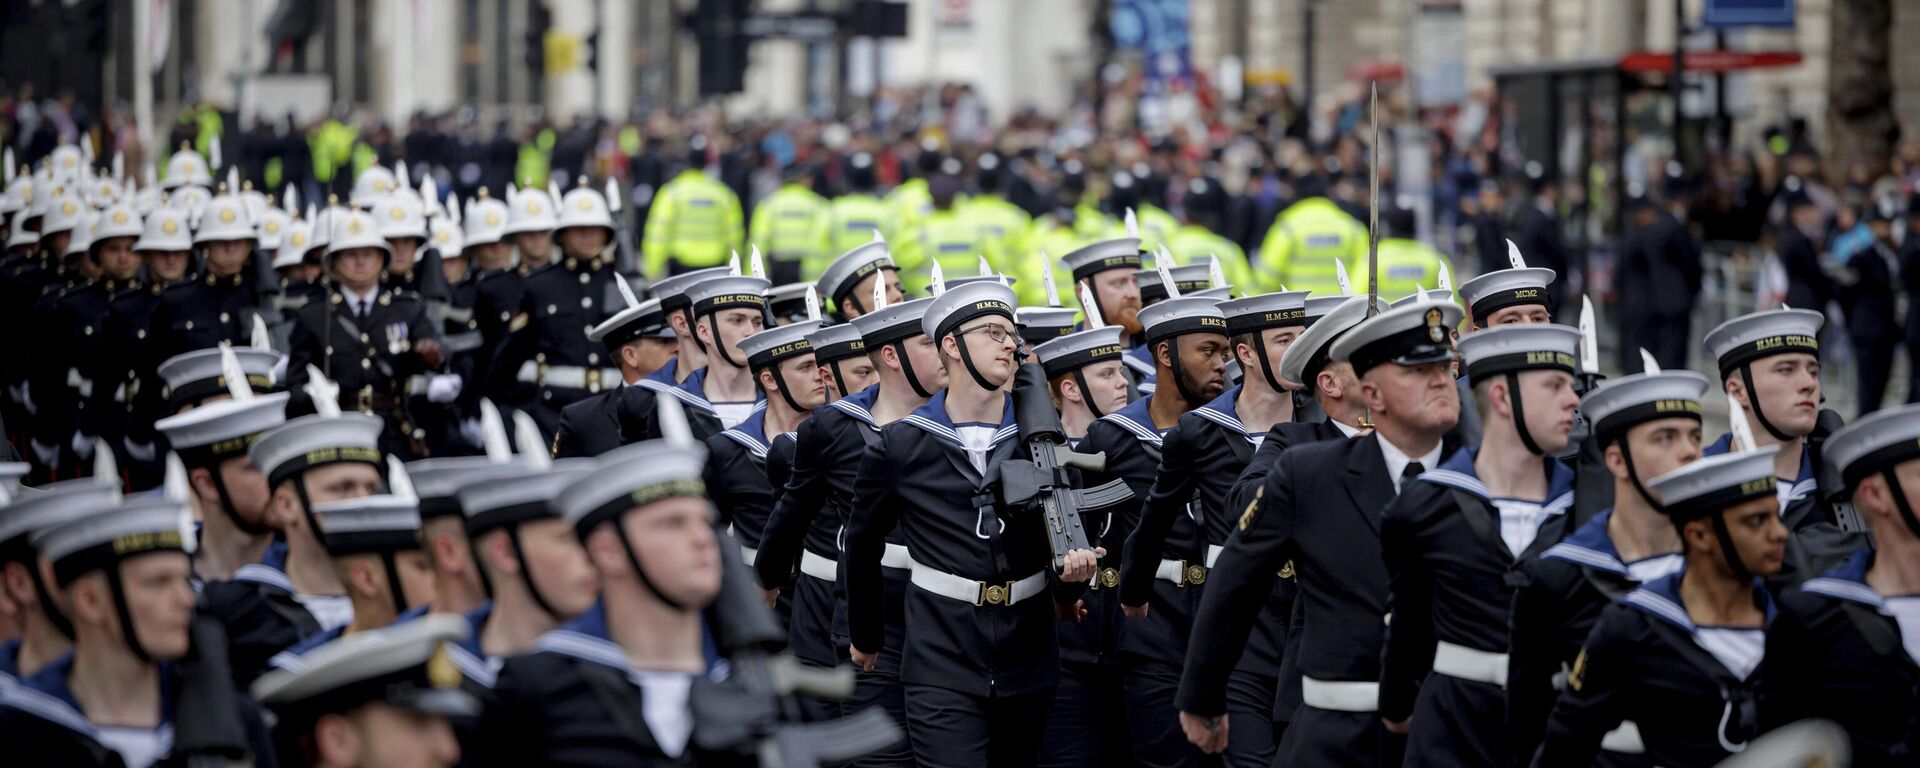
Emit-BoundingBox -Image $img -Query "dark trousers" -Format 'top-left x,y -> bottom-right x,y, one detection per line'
904,683 -> 1054,768
1223,671 -> 1278,768
1623,314 -> 1690,374
1124,662 -> 1214,768
843,668 -> 916,768
1277,705 -> 1402,768
1852,335 -> 1896,414
1037,662 -> 1134,768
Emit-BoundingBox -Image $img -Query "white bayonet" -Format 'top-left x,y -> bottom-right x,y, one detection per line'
1578,296 -> 1600,375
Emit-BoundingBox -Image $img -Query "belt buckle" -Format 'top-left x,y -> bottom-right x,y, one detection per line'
1097,567 -> 1119,590
1184,563 -> 1208,586
356,386 -> 374,413
536,360 -> 549,385
586,367 -> 602,393
979,580 -> 1015,606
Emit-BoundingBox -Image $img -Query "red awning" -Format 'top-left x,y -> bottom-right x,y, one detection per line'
1618,50 -> 1804,74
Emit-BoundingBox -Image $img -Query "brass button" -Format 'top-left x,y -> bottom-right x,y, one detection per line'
219,312 -> 230,323
581,297 -> 593,308
361,359 -> 372,369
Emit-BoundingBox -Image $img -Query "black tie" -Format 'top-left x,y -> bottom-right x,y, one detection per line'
355,300 -> 369,321
1402,461 -> 1426,486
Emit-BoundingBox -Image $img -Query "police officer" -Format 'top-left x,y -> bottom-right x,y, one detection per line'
1166,177 -> 1255,290
265,459 -> 433,670
844,280 -> 1103,767
1365,207 -> 1454,303
492,186 -> 624,439
285,209 -> 447,460
642,135 -> 745,277
755,289 -> 938,768
1127,290 -> 1308,768
1700,309 -> 1837,533
750,163 -> 831,285
1507,368 -> 1709,766
709,318 -> 823,567
964,152 -> 1032,273
0,478 -> 109,681
553,295 -> 674,458
617,273 -> 769,442
1376,325 -> 1584,766
1532,443 -> 1790,767
823,152 -> 893,268
1255,179 -> 1368,295
1760,402 -> 1920,764
0,481 -> 277,765
248,401 -> 389,633
815,238 -> 905,322
644,265 -> 729,384
253,613 -> 477,768
1179,298 -> 1465,766
1030,321 -> 1133,768
480,433 -> 728,765
893,167 -> 994,295
503,185 -> 557,269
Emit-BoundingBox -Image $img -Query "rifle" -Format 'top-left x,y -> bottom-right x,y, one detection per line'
994,361 -> 1134,571
607,178 -> 639,278
1807,407 -> 1862,532
691,522 -> 904,768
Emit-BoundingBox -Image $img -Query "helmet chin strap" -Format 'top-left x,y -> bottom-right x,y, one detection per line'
953,332 -> 1005,392
1884,469 -> 1920,540
1505,372 -> 1546,456
1618,440 -> 1666,513
1160,338 -> 1207,407
1736,365 -> 1798,442
507,527 -> 562,620
209,467 -> 274,536
1707,512 -> 1755,582
25,559 -> 76,639
827,360 -> 850,399
682,308 -> 708,354
892,340 -> 936,399
381,551 -> 410,615
106,563 -> 154,663
1073,368 -> 1109,418
1251,333 -> 1288,396
612,516 -> 692,612
702,313 -> 748,369
766,363 -> 808,414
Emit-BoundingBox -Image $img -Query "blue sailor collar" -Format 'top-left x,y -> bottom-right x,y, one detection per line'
898,391 -> 1019,450
231,538 -> 294,594
644,358 -> 679,385
827,383 -> 881,429
1800,548 -> 1891,611
267,625 -> 347,672
451,602 -> 500,688
1419,446 -> 1576,511
1123,343 -> 1158,380
532,600 -> 727,681
1098,394 -> 1167,447
1623,565 -> 1777,634
1190,385 -> 1255,442
719,409 -> 772,458
1705,433 -> 1816,502
4,653 -> 179,741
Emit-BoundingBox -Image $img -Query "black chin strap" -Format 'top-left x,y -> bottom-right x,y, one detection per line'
507,527 -> 562,620
612,517 -> 692,612
1162,338 -> 1206,407
1885,469 -> 1920,540
683,308 -> 708,354
842,294 -> 866,319
1252,334 -> 1288,397
952,333 -> 1004,392
25,560 -> 75,639
702,313 -> 748,369
892,340 -> 935,399
1736,365 -> 1798,442
1073,368 -> 1109,418
768,364 -> 808,414
1506,372 -> 1546,456
1619,441 -> 1666,513
464,538 -> 496,600
381,552 -> 410,615
827,360 -> 850,400
1708,513 -> 1755,582
105,564 -> 152,663
210,470 -> 273,536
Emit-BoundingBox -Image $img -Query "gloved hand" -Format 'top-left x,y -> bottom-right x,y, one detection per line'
29,440 -> 59,470
124,437 -> 157,463
459,418 -> 485,449
426,374 -> 463,404
70,433 -> 96,460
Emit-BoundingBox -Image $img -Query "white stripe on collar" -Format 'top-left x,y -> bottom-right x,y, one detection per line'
1623,588 -> 1696,630
446,644 -> 499,688
899,414 -> 1019,451
1421,469 -> 1575,515
1099,411 -> 1163,447
1191,406 -> 1253,442
828,398 -> 877,428
636,379 -> 718,416
1801,577 -> 1887,611
1123,355 -> 1156,376
719,428 -> 770,458
1786,478 -> 1816,503
1540,541 -> 1628,575
0,680 -> 98,738
231,563 -> 294,593
535,629 -> 630,672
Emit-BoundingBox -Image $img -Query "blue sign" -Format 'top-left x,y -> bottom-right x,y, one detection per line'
1110,0 -> 1190,81
1703,0 -> 1795,28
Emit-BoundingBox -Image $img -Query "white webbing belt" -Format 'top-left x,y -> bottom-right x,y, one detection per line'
907,555 -> 1045,607
1432,640 -> 1509,687
1299,676 -> 1379,712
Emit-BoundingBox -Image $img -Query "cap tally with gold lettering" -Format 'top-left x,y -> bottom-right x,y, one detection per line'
34,492 -> 189,586
652,267 -> 732,315
1457,324 -> 1582,382
684,275 -> 770,317
1137,296 -> 1229,348
1220,290 -> 1312,337
157,347 -> 282,410
816,241 -> 896,311
1035,326 -> 1126,379
457,460 -> 594,536
737,320 -> 819,372
1458,266 -> 1556,322
311,491 -> 422,556
1580,371 -> 1710,446
1702,308 -> 1824,378
252,613 -> 479,721
1135,264 -> 1210,304
1060,236 -> 1143,282
557,439 -> 709,537
1016,306 -> 1082,345
807,322 -> 867,365
1330,298 -> 1464,376
1824,402 -> 1920,491
0,480 -> 121,556
1279,295 -> 1388,385
155,392 -> 291,469
923,281 -> 1018,342
1645,446 -> 1782,522
250,413 -> 386,489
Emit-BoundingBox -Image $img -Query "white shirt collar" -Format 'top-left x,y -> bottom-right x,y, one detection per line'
344,286 -> 378,312
1332,419 -> 1364,438
1376,432 -> 1442,493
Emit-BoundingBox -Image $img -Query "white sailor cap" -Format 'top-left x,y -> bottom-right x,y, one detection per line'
1060,237 -> 1144,281
405,456 -> 510,520
590,296 -> 672,349
685,275 -> 770,317
1330,298 -> 1463,376
1702,308 -> 1824,377
1646,446 -> 1782,522
1581,372 -> 1710,445
557,439 -> 709,537
1137,296 -> 1229,347
0,479 -> 121,552
1220,290 -> 1312,336
250,413 -> 386,489
1279,295 -> 1387,385
1824,402 -> 1920,489
851,296 -> 934,346
457,460 -> 594,536
312,491 -> 422,556
1457,324 -> 1581,382
1035,326 -> 1127,378
34,492 -> 190,585
1458,266 -> 1557,321
157,347 -> 281,410
767,282 -> 815,323
923,280 -> 1018,341
1134,264 -> 1210,303
816,241 -> 897,311
1186,286 -> 1234,301
462,194 -> 511,247
155,392 -> 291,467
252,613 -> 477,719
1016,306 -> 1082,345
807,323 -> 867,364
1390,288 -> 1455,309
503,188 -> 557,235
738,321 -> 819,371
654,267 -> 733,313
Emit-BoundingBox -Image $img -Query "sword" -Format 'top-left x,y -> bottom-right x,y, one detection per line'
1366,81 -> 1381,317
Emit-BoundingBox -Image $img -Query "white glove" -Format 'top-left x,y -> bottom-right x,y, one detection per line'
30,440 -> 59,470
123,437 -> 157,463
17,381 -> 35,415
70,433 -> 96,460
458,418 -> 485,448
426,374 -> 463,404
270,354 -> 290,387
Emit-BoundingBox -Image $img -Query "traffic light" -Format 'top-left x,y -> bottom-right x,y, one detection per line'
585,30 -> 599,73
525,0 -> 552,77
694,0 -> 752,96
